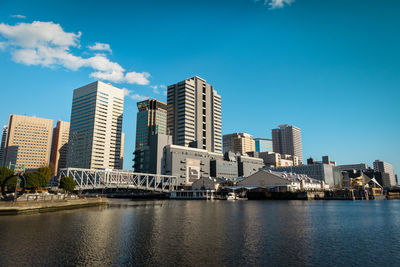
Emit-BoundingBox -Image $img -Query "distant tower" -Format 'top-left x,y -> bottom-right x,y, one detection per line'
272,124 -> 303,164
167,76 -> 222,153
373,160 -> 396,187
50,120 -> 70,175
0,126 -> 7,166
135,99 -> 168,149
4,115 -> 53,171
223,133 -> 255,155
66,81 -> 124,170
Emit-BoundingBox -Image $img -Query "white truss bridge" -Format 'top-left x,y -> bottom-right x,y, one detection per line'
58,168 -> 179,193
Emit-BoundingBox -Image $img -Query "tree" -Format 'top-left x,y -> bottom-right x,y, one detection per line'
0,167 -> 14,185
36,167 -> 52,187
59,176 -> 76,193
25,172 -> 41,191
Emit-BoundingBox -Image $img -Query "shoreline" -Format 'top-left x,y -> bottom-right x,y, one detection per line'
0,198 -> 108,215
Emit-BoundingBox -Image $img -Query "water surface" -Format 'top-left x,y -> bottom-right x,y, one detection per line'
0,200 -> 399,266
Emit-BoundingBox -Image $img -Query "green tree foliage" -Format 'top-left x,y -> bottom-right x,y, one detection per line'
0,167 -> 14,185
25,172 -> 41,190
59,176 -> 76,193
37,167 -> 52,186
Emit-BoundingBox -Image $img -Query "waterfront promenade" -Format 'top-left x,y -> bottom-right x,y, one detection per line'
0,197 -> 107,215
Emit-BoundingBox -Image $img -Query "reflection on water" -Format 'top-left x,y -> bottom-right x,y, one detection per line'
0,200 -> 400,266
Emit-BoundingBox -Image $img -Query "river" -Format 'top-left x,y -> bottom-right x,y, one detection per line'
0,200 -> 399,266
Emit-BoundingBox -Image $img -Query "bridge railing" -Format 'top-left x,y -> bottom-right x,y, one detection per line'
58,168 -> 178,192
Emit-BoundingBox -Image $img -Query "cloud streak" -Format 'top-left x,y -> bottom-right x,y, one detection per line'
257,0 -> 294,9
122,88 -> 148,101
87,42 -> 112,53
10,14 -> 26,19
0,21 -> 150,85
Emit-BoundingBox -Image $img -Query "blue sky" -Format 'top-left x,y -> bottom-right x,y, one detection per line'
0,0 -> 399,174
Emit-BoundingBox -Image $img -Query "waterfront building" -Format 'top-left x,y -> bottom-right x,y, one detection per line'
135,99 -> 167,149
50,120 -> 70,176
66,81 -> 124,170
223,133 -> 255,155
167,76 -> 222,153
335,163 -> 369,172
255,138 -> 273,153
210,158 -> 238,180
238,155 -> 264,177
134,133 -> 172,174
237,170 -> 329,191
272,124 -> 303,164
373,160 -> 396,187
3,114 -> 53,171
265,163 -> 338,187
259,152 -> 299,167
0,126 -> 7,166
162,144 -> 216,185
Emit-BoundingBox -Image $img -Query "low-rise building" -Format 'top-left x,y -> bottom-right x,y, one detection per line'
265,163 -> 337,187
237,170 -> 329,192
238,155 -> 264,177
259,152 -> 298,167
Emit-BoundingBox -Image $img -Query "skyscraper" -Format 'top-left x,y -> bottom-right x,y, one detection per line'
223,133 -> 255,155
0,126 -> 7,166
373,160 -> 396,187
50,120 -> 70,175
135,99 -> 167,149
4,115 -> 53,171
255,138 -> 273,153
167,76 -> 222,153
66,81 -> 124,170
272,124 -> 303,164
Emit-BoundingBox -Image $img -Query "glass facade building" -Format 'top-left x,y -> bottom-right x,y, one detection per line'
255,138 -> 273,153
135,99 -> 167,150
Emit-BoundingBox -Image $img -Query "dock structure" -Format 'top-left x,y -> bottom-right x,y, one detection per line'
58,168 -> 179,193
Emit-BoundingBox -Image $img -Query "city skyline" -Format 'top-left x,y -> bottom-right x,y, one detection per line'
0,0 -> 399,174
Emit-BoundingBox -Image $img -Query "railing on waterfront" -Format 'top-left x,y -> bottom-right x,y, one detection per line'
18,194 -> 79,202
58,168 -> 180,193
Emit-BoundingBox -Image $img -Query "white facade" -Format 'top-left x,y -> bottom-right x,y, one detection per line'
67,81 -> 124,170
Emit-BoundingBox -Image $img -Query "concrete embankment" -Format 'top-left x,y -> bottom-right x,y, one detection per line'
0,198 -> 108,215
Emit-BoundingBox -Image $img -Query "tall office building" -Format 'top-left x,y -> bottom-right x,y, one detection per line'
255,138 -> 273,153
373,160 -> 396,187
0,126 -> 7,166
223,133 -> 255,155
167,76 -> 222,153
272,124 -> 303,164
135,99 -> 167,149
50,120 -> 70,175
66,81 -> 124,170
120,132 -> 125,169
3,115 -> 53,170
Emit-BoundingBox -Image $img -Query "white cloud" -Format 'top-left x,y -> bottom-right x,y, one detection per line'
121,88 -> 148,101
150,84 -> 167,95
125,71 -> 150,85
150,85 -> 160,94
10,15 -> 26,19
130,93 -> 148,101
257,0 -> 294,9
0,21 -> 150,85
87,42 -> 112,53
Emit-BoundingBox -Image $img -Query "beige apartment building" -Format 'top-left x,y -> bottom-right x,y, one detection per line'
50,120 -> 70,175
272,124 -> 303,164
66,81 -> 124,170
167,76 -> 222,153
223,133 -> 255,155
4,114 -> 53,171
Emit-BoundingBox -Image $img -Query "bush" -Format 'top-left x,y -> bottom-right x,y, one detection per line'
59,176 -> 76,193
